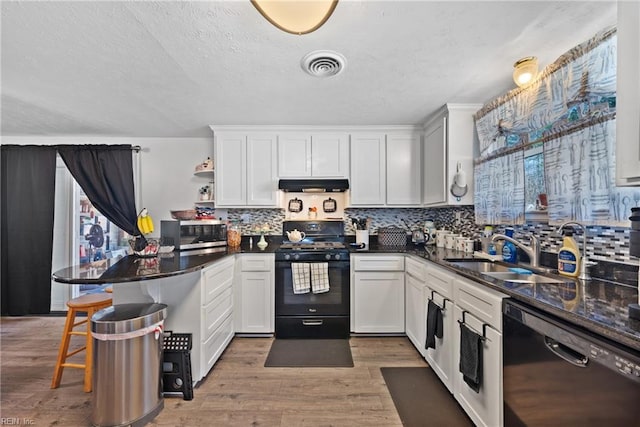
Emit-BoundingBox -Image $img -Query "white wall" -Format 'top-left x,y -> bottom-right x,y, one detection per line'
2,136 -> 214,233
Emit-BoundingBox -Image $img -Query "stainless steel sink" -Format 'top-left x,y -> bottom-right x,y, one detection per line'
448,260 -> 566,284
448,261 -> 512,273
481,271 -> 565,284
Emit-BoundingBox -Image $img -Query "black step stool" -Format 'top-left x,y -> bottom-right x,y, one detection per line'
162,332 -> 193,400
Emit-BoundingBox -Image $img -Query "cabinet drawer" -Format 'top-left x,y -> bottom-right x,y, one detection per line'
239,254 -> 274,272
202,287 -> 233,341
201,314 -> 234,378
353,255 -> 405,271
454,277 -> 506,331
202,257 -> 234,305
405,256 -> 426,280
425,264 -> 454,299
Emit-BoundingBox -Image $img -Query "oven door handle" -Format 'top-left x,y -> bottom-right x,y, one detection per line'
302,320 -> 324,326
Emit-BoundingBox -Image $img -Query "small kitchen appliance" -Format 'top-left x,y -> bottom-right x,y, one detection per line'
160,220 -> 227,251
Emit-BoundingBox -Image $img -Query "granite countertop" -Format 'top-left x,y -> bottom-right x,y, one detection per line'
53,234 -> 640,352
363,242 -> 640,352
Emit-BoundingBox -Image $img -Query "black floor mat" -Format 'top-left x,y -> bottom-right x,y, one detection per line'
381,367 -> 473,427
264,339 -> 354,367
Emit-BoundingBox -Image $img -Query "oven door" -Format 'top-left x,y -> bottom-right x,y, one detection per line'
275,259 -> 350,316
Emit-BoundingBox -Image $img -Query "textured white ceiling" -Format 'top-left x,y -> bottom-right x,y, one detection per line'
1,1 -> 616,138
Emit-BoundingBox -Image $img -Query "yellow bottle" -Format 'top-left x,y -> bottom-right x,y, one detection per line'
558,230 -> 581,277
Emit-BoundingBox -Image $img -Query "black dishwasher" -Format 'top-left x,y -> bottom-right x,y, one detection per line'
503,300 -> 640,426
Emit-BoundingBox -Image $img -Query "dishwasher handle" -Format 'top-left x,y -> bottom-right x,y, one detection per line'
544,336 -> 589,368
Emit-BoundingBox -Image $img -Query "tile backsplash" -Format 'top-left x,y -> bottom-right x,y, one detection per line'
226,206 -> 638,266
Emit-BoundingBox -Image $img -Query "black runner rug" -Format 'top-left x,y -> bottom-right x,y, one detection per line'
381,367 -> 473,427
264,339 -> 353,367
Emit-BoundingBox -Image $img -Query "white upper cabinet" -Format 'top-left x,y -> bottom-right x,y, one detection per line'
350,133 -> 387,205
278,133 -> 311,177
386,131 -> 422,205
246,135 -> 279,206
311,133 -> 350,177
616,1 -> 640,186
214,132 -> 246,206
278,132 -> 349,178
423,104 -> 481,206
212,129 -> 278,207
350,128 -> 422,207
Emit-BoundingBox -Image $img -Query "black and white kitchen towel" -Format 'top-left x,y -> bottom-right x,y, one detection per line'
292,263 -> 310,294
310,262 -> 330,294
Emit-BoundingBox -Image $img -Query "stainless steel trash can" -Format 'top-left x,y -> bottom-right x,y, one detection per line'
91,303 -> 168,427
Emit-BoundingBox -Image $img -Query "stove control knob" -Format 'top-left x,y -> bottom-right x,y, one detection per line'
334,254 -> 341,260
325,254 -> 331,260
293,254 -> 300,261
284,254 -> 291,261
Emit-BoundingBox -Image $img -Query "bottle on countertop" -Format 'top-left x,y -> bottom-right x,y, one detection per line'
502,228 -> 518,263
558,229 -> 581,277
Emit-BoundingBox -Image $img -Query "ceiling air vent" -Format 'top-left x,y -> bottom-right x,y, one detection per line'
301,50 -> 346,77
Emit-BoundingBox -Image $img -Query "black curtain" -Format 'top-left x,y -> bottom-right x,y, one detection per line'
57,145 -> 140,238
1,145 -> 57,315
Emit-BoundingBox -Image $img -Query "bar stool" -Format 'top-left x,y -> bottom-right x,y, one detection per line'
51,293 -> 112,392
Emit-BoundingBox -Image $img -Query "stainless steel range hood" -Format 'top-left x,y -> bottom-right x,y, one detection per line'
278,179 -> 349,192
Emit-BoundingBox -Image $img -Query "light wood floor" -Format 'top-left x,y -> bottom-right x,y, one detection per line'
1,316 -> 428,426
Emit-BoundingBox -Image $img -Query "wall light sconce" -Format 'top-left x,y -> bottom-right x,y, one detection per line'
513,56 -> 539,87
251,0 -> 339,35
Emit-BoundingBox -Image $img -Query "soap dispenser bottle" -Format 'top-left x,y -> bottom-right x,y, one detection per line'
558,229 -> 581,277
502,228 -> 518,263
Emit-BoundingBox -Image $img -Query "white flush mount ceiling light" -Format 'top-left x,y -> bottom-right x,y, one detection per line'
251,0 -> 339,35
301,50 -> 346,77
513,56 -> 539,87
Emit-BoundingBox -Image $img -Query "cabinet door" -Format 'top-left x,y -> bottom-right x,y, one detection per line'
616,1 -> 640,186
405,272 -> 426,356
386,132 -> 422,205
278,134 -> 311,177
246,135 -> 277,206
452,305 -> 503,427
353,271 -> 404,333
236,271 -> 274,333
311,133 -> 349,177
350,133 -> 386,206
215,133 -> 247,206
424,288 -> 455,393
423,115 -> 447,205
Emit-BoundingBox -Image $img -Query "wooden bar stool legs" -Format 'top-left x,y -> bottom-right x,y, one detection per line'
51,293 -> 112,392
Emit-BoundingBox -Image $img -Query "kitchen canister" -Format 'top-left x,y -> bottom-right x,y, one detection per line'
455,236 -> 467,252
445,233 -> 458,249
436,230 -> 449,247
356,230 -> 369,249
463,239 -> 475,253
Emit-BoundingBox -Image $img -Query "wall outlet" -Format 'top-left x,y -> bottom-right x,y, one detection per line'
455,211 -> 462,223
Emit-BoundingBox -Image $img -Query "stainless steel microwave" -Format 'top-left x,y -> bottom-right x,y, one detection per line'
160,220 -> 227,250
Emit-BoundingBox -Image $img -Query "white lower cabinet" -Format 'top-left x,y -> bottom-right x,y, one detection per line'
452,275 -> 506,427
352,254 -> 405,333
234,254 -> 274,334
199,257 -> 235,381
159,256 -> 235,385
423,263 -> 456,393
405,256 -> 427,356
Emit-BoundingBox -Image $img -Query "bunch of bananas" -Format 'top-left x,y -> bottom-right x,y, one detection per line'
137,208 -> 155,235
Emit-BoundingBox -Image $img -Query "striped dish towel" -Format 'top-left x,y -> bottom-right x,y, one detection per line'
291,263 -> 310,294
310,262 -> 330,294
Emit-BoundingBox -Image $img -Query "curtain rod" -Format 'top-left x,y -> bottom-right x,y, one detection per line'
132,145 -> 141,152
